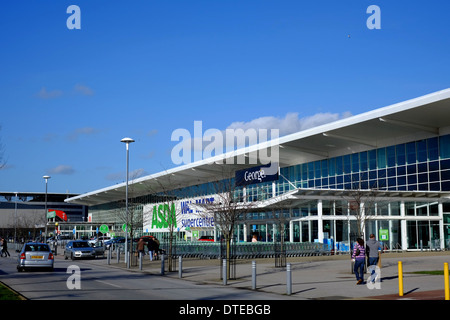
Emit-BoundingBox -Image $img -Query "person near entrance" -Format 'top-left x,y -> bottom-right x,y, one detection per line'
352,238 -> 366,285
366,234 -> 383,267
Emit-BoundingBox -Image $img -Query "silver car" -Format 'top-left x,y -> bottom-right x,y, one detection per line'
17,242 -> 54,272
64,240 -> 103,260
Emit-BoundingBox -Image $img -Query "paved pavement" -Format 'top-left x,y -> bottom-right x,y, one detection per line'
86,250 -> 450,300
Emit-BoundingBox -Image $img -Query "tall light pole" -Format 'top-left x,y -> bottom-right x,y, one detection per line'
43,175 -> 51,242
121,137 -> 134,267
14,192 -> 18,243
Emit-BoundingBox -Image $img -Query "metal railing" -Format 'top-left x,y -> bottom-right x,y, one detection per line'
155,241 -> 331,259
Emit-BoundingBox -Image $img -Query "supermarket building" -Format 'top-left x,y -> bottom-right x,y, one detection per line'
66,89 -> 450,251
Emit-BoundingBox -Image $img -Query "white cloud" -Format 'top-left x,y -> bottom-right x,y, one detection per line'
170,111 -> 353,164
105,168 -> 149,182
74,84 -> 94,96
227,111 -> 353,137
67,127 -> 99,141
48,165 -> 75,175
37,87 -> 63,99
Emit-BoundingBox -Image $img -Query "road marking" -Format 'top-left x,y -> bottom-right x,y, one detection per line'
95,280 -> 122,288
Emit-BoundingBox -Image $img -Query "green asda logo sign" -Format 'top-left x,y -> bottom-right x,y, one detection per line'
151,203 -> 177,229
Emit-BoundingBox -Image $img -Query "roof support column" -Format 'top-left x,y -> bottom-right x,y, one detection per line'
317,199 -> 324,243
289,219 -> 294,242
439,202 -> 445,250
400,201 -> 408,251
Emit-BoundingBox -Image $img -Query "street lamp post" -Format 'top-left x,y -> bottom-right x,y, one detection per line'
43,175 -> 51,242
14,192 -> 18,244
121,137 -> 134,268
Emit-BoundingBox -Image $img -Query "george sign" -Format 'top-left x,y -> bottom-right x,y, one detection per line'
379,229 -> 389,241
235,163 -> 279,187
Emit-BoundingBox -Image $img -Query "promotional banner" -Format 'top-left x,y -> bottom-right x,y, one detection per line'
143,195 -> 216,233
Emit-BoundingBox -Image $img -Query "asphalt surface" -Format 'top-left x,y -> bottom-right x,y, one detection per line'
89,250 -> 450,300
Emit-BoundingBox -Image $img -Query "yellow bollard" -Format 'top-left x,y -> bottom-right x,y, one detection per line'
445,262 -> 449,301
398,261 -> 404,297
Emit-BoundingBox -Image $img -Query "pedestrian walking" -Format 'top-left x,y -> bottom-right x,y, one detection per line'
137,238 -> 146,257
1,238 -> 10,257
147,237 -> 157,261
366,234 -> 382,267
352,238 -> 365,285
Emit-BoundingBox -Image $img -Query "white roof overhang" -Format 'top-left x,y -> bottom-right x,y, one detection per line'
66,88 -> 450,206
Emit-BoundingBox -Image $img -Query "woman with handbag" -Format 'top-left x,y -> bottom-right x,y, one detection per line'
352,238 -> 366,285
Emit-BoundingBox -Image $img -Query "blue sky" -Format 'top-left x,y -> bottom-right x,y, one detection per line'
1,0 -> 449,194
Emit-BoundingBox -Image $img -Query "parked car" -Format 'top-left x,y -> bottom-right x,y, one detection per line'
88,236 -> 111,246
64,240 -> 103,260
104,237 -> 125,249
17,242 -> 54,272
198,236 -> 214,242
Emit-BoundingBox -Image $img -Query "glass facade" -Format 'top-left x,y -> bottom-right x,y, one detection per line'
90,134 -> 450,251
277,134 -> 450,194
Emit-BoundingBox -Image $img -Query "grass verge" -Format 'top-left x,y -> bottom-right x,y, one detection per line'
0,282 -> 25,300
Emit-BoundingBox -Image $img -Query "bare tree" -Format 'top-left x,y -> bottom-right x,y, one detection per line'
141,174 -> 186,272
343,181 -> 388,242
193,168 -> 262,280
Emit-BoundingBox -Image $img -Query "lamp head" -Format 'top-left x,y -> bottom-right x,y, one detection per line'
120,137 -> 135,144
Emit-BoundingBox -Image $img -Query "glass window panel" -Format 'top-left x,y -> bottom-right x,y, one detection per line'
321,159 -> 328,177
396,144 -> 406,165
440,181 -> 450,191
387,167 -> 396,177
418,173 -> 428,183
360,151 -> 368,171
397,176 -> 406,186
336,156 -> 343,175
397,165 -> 406,176
329,158 -> 336,176
441,170 -> 450,181
308,162 -> 314,180
418,183 -> 428,191
387,146 -> 396,167
302,164 -> 307,180
440,134 -> 450,159
429,161 -> 439,171
417,140 -> 427,162
428,137 -> 439,161
377,148 -> 386,168
352,153 -> 359,172
406,142 -> 416,164
429,171 -> 440,182
315,161 -> 321,178
369,150 -> 377,170
417,163 -> 427,173
407,164 -> 416,174
390,202 -> 400,216
441,159 -> 450,170
343,155 -> 351,173
407,174 -> 417,184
